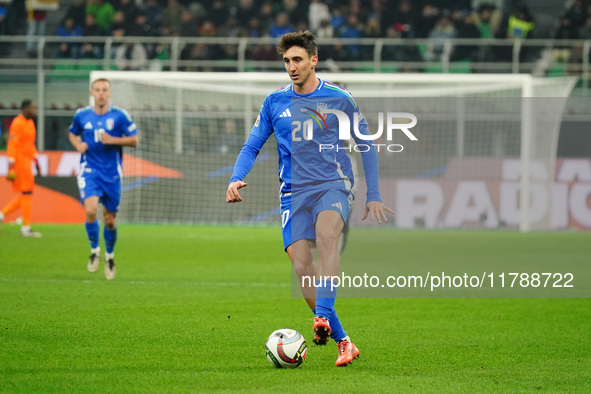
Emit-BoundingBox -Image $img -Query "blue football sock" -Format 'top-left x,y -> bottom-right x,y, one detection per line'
328,308 -> 347,343
104,226 -> 117,254
311,307 -> 347,343
315,280 -> 337,320
85,220 -> 100,249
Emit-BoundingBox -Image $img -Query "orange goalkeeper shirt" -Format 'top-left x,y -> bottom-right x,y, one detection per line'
7,114 -> 38,192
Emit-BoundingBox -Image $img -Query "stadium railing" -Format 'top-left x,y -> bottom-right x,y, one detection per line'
0,36 -> 590,150
0,35 -> 590,76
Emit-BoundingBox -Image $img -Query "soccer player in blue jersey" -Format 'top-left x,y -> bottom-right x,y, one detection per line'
68,78 -> 139,280
226,31 -> 393,366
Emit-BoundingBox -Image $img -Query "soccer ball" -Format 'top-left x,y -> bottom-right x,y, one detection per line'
265,329 -> 307,369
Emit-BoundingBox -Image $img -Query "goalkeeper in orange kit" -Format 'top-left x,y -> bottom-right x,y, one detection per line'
0,99 -> 42,237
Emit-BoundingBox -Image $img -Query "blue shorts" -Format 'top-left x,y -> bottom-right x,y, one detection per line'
280,184 -> 353,250
77,170 -> 121,213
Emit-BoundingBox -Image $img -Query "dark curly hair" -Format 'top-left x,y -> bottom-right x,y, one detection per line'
277,31 -> 318,58
21,99 -> 33,110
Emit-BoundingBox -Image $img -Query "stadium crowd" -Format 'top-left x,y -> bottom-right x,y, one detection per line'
0,0 -> 590,65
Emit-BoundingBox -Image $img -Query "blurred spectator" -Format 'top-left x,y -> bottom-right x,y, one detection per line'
368,0 -> 385,33
331,7 -> 346,30
86,0 -> 115,31
555,15 -> 578,40
56,17 -> 83,59
182,45 -> 212,71
339,14 -> 363,60
494,6 -> 535,62
505,6 -> 535,39
220,16 -> 243,59
145,0 -> 164,33
236,0 -> 257,26
128,12 -> 159,58
117,0 -> 140,25
382,24 -> 422,63
566,0 -> 587,30
242,16 -> 264,38
162,0 -> 186,36
471,3 -> 501,62
65,0 -> 87,29
415,2 -> 439,38
283,0 -> 307,27
177,9 -> 198,65
25,4 -> 47,57
364,14 -> 381,38
179,20 -> 225,69
109,12 -> 125,58
208,0 -> 229,29
472,0 -> 504,10
472,3 -> 501,39
269,12 -> 294,38
309,0 -> 330,32
388,0 -> 417,38
316,17 -> 334,39
0,4 -> 8,35
295,20 -> 309,32
178,9 -> 198,37
362,14 -> 381,59
188,2 -> 207,23
115,42 -> 148,70
110,11 -> 126,35
451,7 -> 466,28
259,2 -> 276,33
553,15 -> 578,63
200,20 -> 218,37
424,13 -> 457,61
220,15 -> 243,38
345,0 -> 367,24
453,14 -> 481,61
81,13 -> 108,58
252,34 -> 279,69
329,41 -> 350,62
128,12 -> 158,37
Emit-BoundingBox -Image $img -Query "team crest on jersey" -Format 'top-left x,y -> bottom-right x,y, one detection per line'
302,106 -> 328,132
106,118 -> 114,130
316,103 -> 328,119
254,114 -> 260,127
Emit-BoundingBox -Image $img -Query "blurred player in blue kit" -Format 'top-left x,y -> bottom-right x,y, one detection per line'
68,78 -> 139,280
226,31 -> 393,367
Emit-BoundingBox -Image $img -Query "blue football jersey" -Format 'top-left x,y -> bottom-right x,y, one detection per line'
69,105 -> 137,180
249,79 -> 375,196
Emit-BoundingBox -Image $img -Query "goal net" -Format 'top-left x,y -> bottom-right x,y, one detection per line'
89,71 -> 577,231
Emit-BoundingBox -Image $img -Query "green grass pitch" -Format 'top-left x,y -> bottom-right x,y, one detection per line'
1,224 -> 590,392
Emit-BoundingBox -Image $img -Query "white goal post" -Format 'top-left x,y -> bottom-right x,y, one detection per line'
90,71 -> 578,231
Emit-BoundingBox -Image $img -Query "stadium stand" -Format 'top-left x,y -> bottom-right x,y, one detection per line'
0,0 -> 590,151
